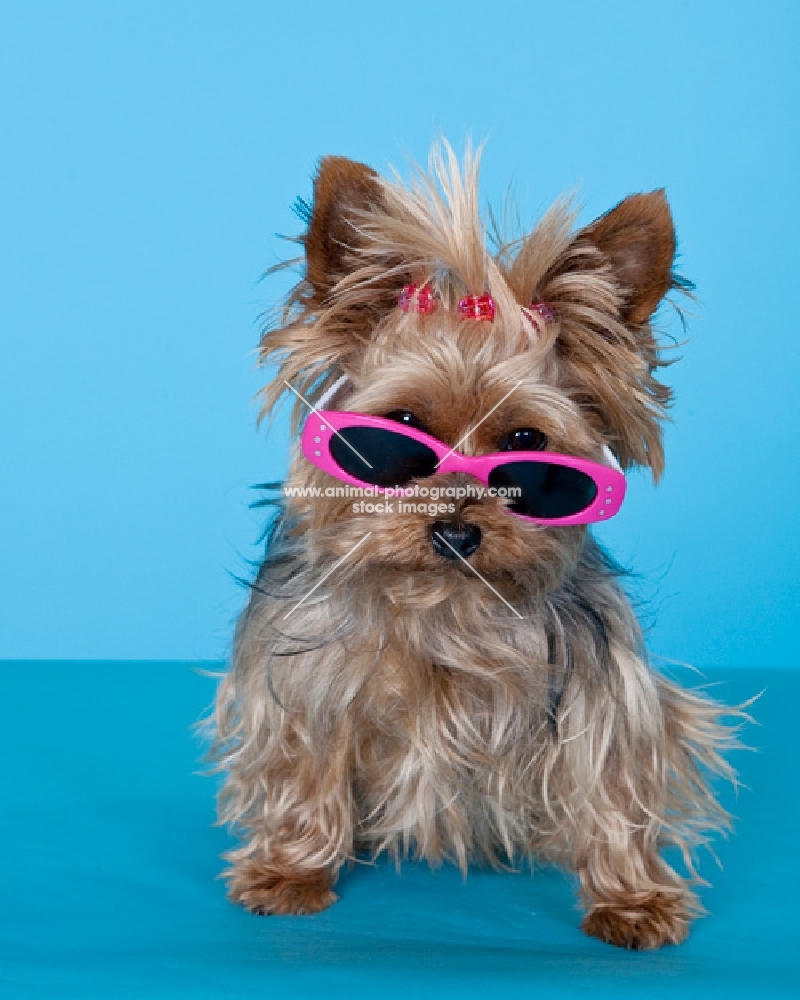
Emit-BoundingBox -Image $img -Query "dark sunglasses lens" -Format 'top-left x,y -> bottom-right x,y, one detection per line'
328,426 -> 438,487
488,461 -> 597,519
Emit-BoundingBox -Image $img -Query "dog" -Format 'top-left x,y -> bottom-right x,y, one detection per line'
210,143 -> 739,949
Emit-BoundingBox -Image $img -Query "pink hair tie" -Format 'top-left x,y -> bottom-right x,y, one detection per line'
457,293 -> 495,322
526,299 -> 555,332
398,283 -> 437,315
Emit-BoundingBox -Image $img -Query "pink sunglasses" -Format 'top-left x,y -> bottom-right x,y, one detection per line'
301,411 -> 626,526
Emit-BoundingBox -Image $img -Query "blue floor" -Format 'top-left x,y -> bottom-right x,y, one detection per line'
1,662 -> 797,999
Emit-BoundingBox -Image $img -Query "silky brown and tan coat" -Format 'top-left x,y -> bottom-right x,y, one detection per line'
210,144 -> 740,950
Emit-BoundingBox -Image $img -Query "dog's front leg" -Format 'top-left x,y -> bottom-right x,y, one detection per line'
227,855 -> 339,917
547,647 -> 714,949
222,722 -> 353,916
574,817 -> 694,950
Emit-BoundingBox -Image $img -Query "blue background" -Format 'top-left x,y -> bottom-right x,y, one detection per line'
2,0 -> 798,668
2,662 -> 797,999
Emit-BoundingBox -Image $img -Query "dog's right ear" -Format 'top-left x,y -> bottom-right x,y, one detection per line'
259,157 -> 394,421
303,156 -> 385,303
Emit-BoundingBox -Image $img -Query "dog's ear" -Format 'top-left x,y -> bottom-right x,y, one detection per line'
259,157 -> 399,421
303,156 -> 385,303
529,192 -> 681,478
579,191 -> 676,325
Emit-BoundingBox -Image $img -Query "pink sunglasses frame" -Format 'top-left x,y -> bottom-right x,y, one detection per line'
301,410 -> 626,526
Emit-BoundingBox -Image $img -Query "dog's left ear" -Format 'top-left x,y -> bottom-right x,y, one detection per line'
532,191 -> 681,477
579,191 -> 676,325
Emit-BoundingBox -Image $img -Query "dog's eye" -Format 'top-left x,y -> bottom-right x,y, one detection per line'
498,427 -> 548,451
385,410 -> 425,430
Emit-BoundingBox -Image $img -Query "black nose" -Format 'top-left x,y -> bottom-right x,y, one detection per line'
430,521 -> 482,560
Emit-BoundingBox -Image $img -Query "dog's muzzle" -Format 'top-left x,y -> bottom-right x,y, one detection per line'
430,520 -> 482,560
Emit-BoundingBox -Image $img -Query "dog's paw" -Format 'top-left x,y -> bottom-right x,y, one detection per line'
581,891 -> 691,950
227,862 -> 337,916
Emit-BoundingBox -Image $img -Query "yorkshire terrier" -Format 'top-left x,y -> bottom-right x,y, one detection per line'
211,144 -> 739,949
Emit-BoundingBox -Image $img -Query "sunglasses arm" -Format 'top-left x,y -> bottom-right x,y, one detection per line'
601,445 -> 623,474
315,374 -> 352,411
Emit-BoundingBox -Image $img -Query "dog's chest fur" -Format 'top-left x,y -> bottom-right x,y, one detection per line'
269,563 -> 603,868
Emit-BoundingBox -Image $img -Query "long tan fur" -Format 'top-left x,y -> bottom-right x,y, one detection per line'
210,142 -> 741,949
